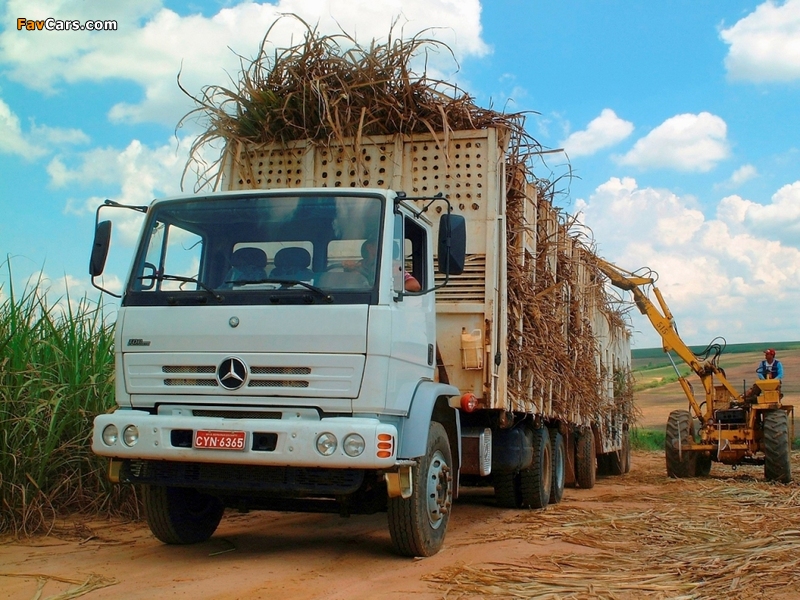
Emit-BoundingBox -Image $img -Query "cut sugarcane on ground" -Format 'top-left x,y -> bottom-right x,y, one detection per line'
3,451 -> 799,600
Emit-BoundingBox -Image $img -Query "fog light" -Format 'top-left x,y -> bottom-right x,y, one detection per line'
122,425 -> 139,446
316,432 -> 337,456
343,434 -> 365,457
102,424 -> 118,446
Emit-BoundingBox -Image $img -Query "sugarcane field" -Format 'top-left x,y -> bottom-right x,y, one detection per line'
3,4 -> 800,600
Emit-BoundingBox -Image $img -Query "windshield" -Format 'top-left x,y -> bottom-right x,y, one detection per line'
125,193 -> 384,306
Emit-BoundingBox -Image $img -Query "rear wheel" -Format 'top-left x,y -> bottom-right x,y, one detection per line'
519,427 -> 552,509
575,428 -> 596,489
388,421 -> 453,557
622,430 -> 631,474
143,485 -> 224,545
493,471 -> 521,508
549,429 -> 566,504
665,410 -> 696,478
764,410 -> 791,483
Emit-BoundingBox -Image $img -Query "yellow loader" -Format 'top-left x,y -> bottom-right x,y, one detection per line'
595,259 -> 793,482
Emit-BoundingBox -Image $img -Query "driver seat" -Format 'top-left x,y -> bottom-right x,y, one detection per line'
223,247 -> 268,287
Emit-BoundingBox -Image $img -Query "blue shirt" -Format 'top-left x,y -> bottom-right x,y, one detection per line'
757,359 -> 783,380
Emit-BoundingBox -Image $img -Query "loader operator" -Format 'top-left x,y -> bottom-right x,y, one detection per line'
757,349 -> 784,380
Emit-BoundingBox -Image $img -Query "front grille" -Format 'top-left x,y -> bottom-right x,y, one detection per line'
164,378 -> 218,386
248,380 -> 309,388
122,460 -> 364,495
192,410 -> 282,419
251,366 -> 311,375
163,365 -> 216,373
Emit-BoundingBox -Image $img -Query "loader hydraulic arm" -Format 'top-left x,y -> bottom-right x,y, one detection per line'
594,258 -> 742,421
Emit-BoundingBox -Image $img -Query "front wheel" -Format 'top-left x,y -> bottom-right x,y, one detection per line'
388,422 -> 453,557
143,485 -> 224,545
665,410 -> 696,478
764,409 -> 792,483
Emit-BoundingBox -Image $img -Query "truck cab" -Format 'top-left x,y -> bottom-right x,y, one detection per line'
91,188 -> 465,556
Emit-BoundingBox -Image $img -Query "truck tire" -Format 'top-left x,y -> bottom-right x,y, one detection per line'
143,485 -> 224,545
388,421 -> 453,557
575,428 -> 596,489
519,427 -> 552,509
549,429 -> 566,504
493,471 -> 521,508
606,430 -> 629,476
665,410 -> 696,478
622,430 -> 631,474
764,410 -> 792,483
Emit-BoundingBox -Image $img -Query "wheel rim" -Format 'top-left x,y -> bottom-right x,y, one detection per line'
426,449 -> 452,529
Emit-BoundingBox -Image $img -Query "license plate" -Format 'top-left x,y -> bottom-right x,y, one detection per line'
194,430 -> 246,451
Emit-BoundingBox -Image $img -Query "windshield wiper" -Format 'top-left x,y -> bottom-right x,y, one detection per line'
138,274 -> 223,302
228,278 -> 333,303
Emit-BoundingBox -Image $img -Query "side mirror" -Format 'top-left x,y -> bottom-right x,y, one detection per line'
437,214 -> 466,276
90,220 -> 112,277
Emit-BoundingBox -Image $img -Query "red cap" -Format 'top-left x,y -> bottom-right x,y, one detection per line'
765,348 -> 776,356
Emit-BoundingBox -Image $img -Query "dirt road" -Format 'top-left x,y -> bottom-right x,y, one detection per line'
3,450 -> 800,599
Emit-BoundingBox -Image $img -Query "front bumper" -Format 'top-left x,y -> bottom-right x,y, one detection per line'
92,411 -> 398,469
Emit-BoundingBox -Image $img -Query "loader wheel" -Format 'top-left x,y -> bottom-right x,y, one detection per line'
665,410 -> 696,478
575,428 -> 596,489
493,470 -> 521,508
695,454 -> 712,477
519,427 -> 552,509
143,485 -> 224,545
764,410 -> 792,483
549,429 -> 566,504
388,421 -> 453,557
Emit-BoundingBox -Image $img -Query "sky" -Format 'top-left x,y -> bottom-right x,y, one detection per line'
1,0 -> 799,350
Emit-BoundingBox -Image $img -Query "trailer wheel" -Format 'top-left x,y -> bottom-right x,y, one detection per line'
493,471 -> 521,508
388,421 -> 453,557
764,410 -> 792,483
519,427 -> 552,509
143,485 -> 224,545
549,429 -> 566,504
622,430 -> 631,474
575,428 -> 596,489
665,410 -> 696,478
606,430 -> 630,476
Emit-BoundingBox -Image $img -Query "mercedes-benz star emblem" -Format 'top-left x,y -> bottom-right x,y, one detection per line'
229,316 -> 240,328
218,357 -> 247,390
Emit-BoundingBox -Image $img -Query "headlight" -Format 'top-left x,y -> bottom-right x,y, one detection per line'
122,425 -> 139,446
102,424 -> 118,446
343,434 -> 365,457
316,432 -> 337,456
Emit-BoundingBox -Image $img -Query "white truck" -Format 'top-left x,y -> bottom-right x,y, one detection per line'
90,127 -> 631,557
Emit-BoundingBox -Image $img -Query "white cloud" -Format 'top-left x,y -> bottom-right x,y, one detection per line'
561,109 -> 634,157
721,0 -> 800,82
0,96 -> 90,159
576,177 -> 800,347
730,164 -> 758,186
0,97 -> 47,159
1,0 -> 489,126
617,112 -> 730,172
717,181 -> 800,246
